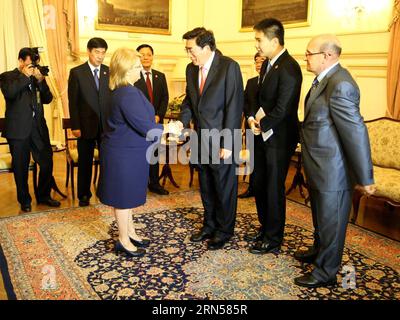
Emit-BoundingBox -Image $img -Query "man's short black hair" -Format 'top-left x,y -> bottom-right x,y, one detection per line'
254,18 -> 285,46
182,27 -> 216,51
87,37 -> 108,51
136,44 -> 154,54
254,52 -> 262,61
18,47 -> 36,61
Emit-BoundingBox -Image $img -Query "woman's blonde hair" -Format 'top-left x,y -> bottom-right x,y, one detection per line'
109,48 -> 140,90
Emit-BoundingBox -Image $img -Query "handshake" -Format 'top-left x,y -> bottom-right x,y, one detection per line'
163,120 -> 184,136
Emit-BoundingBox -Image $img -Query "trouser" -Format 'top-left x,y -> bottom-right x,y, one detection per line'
198,163 -> 238,239
8,121 -> 53,205
309,188 -> 353,282
77,136 -> 100,200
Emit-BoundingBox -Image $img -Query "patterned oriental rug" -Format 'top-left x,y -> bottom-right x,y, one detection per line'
0,191 -> 399,300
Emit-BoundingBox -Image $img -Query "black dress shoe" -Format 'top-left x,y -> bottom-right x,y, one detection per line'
244,231 -> 263,242
190,230 -> 213,242
294,247 -> 319,263
38,198 -> 61,207
79,196 -> 90,207
294,274 -> 337,288
238,189 -> 254,198
207,237 -> 229,250
129,237 -> 150,248
115,241 -> 146,257
149,185 -> 169,195
21,204 -> 32,212
249,241 -> 280,254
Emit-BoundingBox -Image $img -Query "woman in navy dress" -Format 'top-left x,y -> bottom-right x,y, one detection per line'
97,48 -> 164,257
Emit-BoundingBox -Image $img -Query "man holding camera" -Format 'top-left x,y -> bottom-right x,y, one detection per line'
0,47 -> 60,212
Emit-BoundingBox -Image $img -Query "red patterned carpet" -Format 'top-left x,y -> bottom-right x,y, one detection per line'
0,191 -> 399,300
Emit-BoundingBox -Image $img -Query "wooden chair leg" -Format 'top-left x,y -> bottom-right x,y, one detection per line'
351,189 -> 363,223
32,162 -> 38,200
189,165 -> 194,187
66,161 -> 70,187
71,165 -> 75,199
93,163 -> 98,186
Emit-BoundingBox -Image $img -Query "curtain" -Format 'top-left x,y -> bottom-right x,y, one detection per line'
42,0 -> 69,120
387,0 -> 400,120
21,0 -> 64,143
0,0 -> 30,117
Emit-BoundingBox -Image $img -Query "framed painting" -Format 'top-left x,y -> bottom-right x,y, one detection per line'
96,0 -> 171,35
240,0 -> 311,31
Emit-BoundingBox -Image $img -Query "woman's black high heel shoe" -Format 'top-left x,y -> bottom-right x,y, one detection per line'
115,240 -> 146,257
129,237 -> 150,248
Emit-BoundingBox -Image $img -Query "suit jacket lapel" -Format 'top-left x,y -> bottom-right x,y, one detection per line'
200,53 -> 220,97
260,50 -> 288,88
99,65 -> 109,98
304,64 -> 342,120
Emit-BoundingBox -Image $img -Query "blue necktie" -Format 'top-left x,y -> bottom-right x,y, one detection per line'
261,61 -> 272,83
311,77 -> 319,91
93,68 -> 99,91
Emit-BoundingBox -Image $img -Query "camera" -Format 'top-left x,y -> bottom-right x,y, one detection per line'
28,47 -> 50,76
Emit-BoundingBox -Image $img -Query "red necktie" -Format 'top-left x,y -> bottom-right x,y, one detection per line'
145,72 -> 154,104
199,67 -> 206,95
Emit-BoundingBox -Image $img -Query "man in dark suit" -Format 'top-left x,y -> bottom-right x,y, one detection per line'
178,27 -> 244,250
294,34 -> 375,288
239,52 -> 265,199
134,44 -> 169,195
247,18 -> 303,254
0,48 -> 61,212
68,38 -> 111,206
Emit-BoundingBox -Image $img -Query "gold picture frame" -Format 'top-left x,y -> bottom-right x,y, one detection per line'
96,0 -> 171,35
240,0 -> 311,31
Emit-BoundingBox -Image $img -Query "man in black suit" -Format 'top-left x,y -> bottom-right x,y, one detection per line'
134,44 -> 169,195
247,18 -> 303,254
0,48 -> 61,212
68,38 -> 111,207
238,52 -> 265,199
178,27 -> 244,250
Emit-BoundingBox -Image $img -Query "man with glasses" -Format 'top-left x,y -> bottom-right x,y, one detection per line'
247,18 -> 303,254
177,27 -> 244,250
294,34 -> 375,288
134,44 -> 170,196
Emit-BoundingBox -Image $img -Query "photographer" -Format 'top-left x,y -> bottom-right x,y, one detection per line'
0,47 -> 60,212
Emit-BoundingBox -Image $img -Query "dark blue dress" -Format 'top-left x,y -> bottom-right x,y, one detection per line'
97,85 -> 163,209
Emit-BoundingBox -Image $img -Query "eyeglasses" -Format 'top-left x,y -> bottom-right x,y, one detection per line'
184,47 -> 200,55
305,51 -> 326,58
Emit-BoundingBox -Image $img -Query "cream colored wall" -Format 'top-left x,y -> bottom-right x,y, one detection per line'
73,0 -> 394,120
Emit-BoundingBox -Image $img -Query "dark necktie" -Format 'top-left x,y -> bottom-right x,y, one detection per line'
93,68 -> 99,91
305,77 -> 320,105
145,72 -> 154,105
261,60 -> 272,83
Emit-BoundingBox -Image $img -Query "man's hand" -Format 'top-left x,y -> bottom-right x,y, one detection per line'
355,184 -> 376,196
33,67 -> 44,82
72,130 -> 81,138
155,115 -> 161,123
248,118 -> 261,135
220,148 -> 232,160
22,64 -> 34,78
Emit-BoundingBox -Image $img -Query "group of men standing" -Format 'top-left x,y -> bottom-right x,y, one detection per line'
0,17 -> 375,288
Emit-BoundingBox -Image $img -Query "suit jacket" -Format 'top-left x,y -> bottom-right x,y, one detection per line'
300,64 -> 374,191
253,50 -> 302,148
243,76 -> 259,119
180,53 -> 244,159
134,69 -> 169,122
0,68 -> 52,141
68,62 -> 111,139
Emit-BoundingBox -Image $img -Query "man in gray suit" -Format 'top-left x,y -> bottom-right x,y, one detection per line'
294,34 -> 375,288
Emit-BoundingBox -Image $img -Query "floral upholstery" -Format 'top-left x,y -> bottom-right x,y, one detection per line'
364,118 -> 400,204
372,166 -> 400,202
366,119 -> 400,170
0,153 -> 35,171
68,148 -> 99,163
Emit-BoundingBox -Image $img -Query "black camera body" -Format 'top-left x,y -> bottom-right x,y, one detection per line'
29,47 -> 50,76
